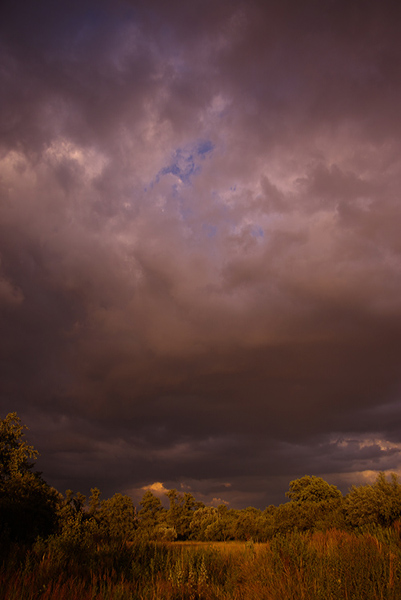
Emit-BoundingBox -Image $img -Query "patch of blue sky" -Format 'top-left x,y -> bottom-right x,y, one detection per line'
152,139 -> 214,187
159,151 -> 196,184
197,140 -> 214,157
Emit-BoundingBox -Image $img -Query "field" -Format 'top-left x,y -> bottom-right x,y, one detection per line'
2,528 -> 401,599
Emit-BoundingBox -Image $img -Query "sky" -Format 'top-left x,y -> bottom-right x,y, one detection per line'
1,0 -> 401,509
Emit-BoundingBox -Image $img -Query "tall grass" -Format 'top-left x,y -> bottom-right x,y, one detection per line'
2,528 -> 401,599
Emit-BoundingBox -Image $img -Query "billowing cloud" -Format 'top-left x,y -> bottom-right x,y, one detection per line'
1,0 -> 401,507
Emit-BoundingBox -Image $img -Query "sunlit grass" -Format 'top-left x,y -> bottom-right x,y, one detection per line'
2,529 -> 401,599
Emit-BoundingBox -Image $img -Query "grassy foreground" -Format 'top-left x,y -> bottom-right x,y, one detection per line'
2,528 -> 401,599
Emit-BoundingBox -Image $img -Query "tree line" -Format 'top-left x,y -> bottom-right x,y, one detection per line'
2,412 -> 401,551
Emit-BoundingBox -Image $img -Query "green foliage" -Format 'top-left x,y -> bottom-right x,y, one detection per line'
99,493 -> 137,542
190,505 -> 236,541
88,487 -> 101,516
139,490 -> 164,520
234,506 -> 263,541
45,490 -> 138,570
345,472 -> 401,528
5,410 -> 401,574
0,413 -> 59,545
270,475 -> 345,535
165,489 -> 203,540
137,490 -> 168,540
50,489 -> 99,563
286,475 -> 343,503
190,506 -> 218,540
0,412 -> 38,482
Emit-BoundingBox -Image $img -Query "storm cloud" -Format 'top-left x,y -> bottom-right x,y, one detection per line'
1,0 -> 401,507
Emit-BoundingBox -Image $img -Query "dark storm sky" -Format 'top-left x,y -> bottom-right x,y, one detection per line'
2,0 -> 401,508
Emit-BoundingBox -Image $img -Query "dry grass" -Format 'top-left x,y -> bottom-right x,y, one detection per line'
2,529 -> 401,599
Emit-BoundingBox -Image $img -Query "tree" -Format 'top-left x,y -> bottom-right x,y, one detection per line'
234,507 -> 263,541
189,505 -> 237,541
165,489 -> 204,540
0,413 -> 59,545
139,490 -> 164,525
274,499 -> 326,533
138,490 -> 169,539
275,475 -> 344,533
99,493 -> 137,542
190,506 -> 218,540
0,412 -> 38,481
345,472 -> 401,528
88,487 -> 101,516
286,475 -> 342,503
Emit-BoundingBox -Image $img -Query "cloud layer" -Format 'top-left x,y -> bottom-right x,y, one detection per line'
2,0 -> 401,507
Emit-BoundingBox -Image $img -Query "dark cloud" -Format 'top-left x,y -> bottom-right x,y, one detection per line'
1,0 -> 401,508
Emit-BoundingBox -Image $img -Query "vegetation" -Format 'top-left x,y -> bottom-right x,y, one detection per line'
0,413 -> 59,547
2,530 -> 401,599
3,412 -> 401,599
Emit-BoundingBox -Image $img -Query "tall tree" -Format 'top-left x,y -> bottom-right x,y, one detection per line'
345,472 -> 401,528
0,413 -> 59,545
99,493 -> 137,542
0,412 -> 38,481
286,475 -> 342,503
276,475 -> 344,533
166,489 -> 203,540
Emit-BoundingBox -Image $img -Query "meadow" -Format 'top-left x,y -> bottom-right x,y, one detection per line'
2,528 -> 401,600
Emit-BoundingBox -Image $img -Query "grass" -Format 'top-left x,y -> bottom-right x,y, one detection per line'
2,529 -> 401,599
